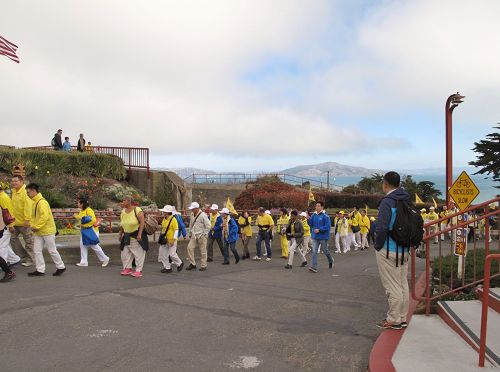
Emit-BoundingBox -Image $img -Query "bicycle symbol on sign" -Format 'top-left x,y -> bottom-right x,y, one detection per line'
458,178 -> 471,188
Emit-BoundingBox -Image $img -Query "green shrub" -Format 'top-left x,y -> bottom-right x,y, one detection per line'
432,248 -> 500,289
0,148 -> 126,180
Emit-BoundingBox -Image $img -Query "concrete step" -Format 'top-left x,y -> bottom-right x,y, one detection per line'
437,300 -> 500,367
392,315 -> 497,371
476,287 -> 500,314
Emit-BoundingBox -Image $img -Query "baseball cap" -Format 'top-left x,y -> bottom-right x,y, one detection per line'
188,202 -> 200,210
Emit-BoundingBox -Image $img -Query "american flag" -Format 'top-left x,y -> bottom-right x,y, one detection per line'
0,35 -> 20,63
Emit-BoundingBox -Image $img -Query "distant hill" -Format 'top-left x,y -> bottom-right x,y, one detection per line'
280,162 -> 384,177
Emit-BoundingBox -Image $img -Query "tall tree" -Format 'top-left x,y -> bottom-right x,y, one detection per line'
469,124 -> 500,187
417,181 -> 441,201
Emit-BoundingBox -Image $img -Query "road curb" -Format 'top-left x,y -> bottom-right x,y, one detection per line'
368,269 -> 427,372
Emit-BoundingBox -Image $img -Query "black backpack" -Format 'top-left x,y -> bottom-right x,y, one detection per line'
388,200 -> 423,266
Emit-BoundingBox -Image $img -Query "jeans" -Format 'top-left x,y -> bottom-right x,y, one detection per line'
256,231 -> 271,258
223,241 -> 240,263
311,239 -> 333,270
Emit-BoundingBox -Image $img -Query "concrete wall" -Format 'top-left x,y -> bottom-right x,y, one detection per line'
128,169 -> 192,210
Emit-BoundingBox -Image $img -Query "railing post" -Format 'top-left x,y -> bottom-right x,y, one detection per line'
425,226 -> 431,316
478,255 -> 492,367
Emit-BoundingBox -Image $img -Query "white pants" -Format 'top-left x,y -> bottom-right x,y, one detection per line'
440,223 -> 447,240
158,243 -> 182,269
0,229 -> 21,264
121,239 -> 145,272
361,233 -> 369,249
287,238 -> 306,266
335,233 -> 341,252
341,235 -> 349,252
79,234 -> 109,264
354,231 -> 361,246
303,236 -> 312,254
347,233 -> 357,249
34,234 -> 65,273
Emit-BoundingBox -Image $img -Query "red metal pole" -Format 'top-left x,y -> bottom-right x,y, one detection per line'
425,226 -> 431,315
445,95 -> 454,208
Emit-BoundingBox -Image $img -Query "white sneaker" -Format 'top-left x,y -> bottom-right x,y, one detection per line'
102,258 -> 110,267
263,252 -> 267,256
265,257 -> 271,262
76,263 -> 88,267
253,256 -> 262,261
354,247 -> 359,251
335,250 -> 341,253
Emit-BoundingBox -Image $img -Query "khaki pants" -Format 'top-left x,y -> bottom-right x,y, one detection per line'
376,248 -> 409,324
187,234 -> 208,268
121,239 -> 145,272
287,238 -> 306,266
33,234 -> 65,273
10,226 -> 35,263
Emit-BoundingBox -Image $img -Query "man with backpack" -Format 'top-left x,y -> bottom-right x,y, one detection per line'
374,171 -> 422,330
51,129 -> 63,151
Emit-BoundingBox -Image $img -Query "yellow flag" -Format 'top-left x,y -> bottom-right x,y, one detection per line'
308,185 -> 316,203
415,194 -> 424,204
226,197 -> 238,215
432,197 -> 438,209
365,204 -> 368,214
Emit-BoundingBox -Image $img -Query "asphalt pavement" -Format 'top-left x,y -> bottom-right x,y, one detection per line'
1,238 -> 406,372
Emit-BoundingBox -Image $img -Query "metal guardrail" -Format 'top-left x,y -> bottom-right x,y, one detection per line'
184,173 -> 344,191
23,145 -> 150,175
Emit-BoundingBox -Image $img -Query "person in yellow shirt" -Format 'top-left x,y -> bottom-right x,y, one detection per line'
238,210 -> 252,260
253,207 -> 274,261
299,211 -> 312,254
438,206 -> 448,241
158,205 -> 183,273
359,209 -> 371,250
420,208 -> 428,222
352,207 -> 363,247
0,182 -> 22,266
74,196 -> 110,267
119,195 -> 147,278
427,206 -> 439,244
10,175 -> 35,266
277,208 -> 290,259
26,183 -> 66,276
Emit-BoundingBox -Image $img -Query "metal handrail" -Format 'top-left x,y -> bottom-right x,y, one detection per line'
479,253 -> 500,367
23,145 -> 150,175
410,197 -> 500,316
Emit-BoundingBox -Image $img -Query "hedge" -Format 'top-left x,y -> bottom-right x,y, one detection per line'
0,148 -> 126,180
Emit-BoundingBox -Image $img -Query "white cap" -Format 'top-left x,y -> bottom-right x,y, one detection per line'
265,210 -> 271,215
159,205 -> 175,213
210,204 -> 219,210
220,207 -> 230,215
430,206 -> 435,210
299,212 -> 308,217
188,202 -> 200,210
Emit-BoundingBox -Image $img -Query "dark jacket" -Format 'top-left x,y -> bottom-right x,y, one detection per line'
77,137 -> 86,152
286,219 -> 304,244
120,230 -> 149,251
375,187 -> 410,252
54,133 -> 63,150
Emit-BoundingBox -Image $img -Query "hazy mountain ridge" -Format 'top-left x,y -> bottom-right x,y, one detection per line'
280,162 -> 385,177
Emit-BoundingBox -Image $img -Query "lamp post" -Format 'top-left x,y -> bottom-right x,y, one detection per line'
445,92 -> 465,207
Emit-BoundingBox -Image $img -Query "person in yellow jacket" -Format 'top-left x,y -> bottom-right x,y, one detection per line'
299,211 -> 312,254
427,206 -> 439,244
238,211 -> 252,260
277,208 -> 290,258
0,182 -> 21,266
347,212 -> 361,251
420,208 -> 428,222
158,205 -> 183,273
438,206 -> 448,241
352,207 -> 363,247
74,196 -> 110,267
338,212 -> 350,253
26,183 -> 66,276
359,209 -> 371,250
10,175 -> 35,266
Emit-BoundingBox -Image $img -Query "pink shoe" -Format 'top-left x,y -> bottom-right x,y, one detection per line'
131,271 -> 142,278
120,268 -> 133,276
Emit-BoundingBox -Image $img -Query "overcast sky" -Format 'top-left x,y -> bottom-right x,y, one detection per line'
1,0 -> 499,172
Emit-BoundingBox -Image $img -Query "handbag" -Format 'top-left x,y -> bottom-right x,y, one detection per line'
2,208 -> 15,226
351,225 -> 361,233
81,226 -> 99,245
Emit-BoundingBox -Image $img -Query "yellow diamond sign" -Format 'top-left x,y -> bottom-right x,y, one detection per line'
449,171 -> 480,211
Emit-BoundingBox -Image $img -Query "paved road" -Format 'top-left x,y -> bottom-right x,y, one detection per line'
1,241 -> 410,372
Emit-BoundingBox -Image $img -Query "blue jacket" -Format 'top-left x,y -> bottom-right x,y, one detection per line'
209,214 -> 223,239
375,187 -> 410,252
309,211 -> 331,240
225,217 -> 239,243
174,214 -> 187,238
